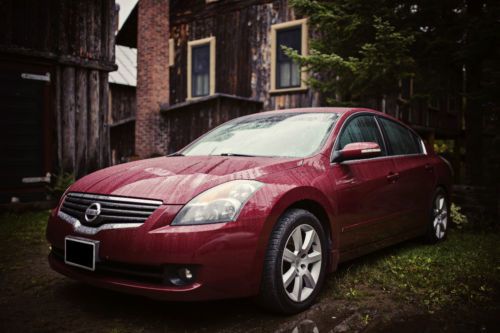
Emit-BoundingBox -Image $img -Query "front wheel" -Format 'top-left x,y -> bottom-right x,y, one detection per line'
257,209 -> 328,314
425,189 -> 449,243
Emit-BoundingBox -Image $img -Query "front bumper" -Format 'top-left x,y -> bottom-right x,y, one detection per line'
46,203 -> 268,301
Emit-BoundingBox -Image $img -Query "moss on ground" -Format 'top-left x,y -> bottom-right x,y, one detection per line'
329,230 -> 500,312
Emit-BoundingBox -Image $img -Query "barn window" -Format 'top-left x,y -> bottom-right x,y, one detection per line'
271,19 -> 308,93
187,37 -> 215,99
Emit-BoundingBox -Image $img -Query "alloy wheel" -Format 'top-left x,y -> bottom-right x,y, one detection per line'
281,224 -> 322,302
433,195 -> 448,239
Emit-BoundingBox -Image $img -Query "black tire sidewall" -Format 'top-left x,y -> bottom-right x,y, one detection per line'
265,209 -> 328,314
425,188 -> 449,244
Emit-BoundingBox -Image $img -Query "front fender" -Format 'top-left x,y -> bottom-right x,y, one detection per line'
247,184 -> 339,294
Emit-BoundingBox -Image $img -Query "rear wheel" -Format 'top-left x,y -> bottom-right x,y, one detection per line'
257,209 -> 327,314
425,189 -> 449,243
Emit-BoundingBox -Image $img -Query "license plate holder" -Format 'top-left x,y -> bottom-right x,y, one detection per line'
64,236 -> 99,271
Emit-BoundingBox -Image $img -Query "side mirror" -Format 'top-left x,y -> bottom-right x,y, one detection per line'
332,142 -> 382,163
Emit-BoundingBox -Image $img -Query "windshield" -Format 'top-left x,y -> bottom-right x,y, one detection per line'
182,112 -> 339,158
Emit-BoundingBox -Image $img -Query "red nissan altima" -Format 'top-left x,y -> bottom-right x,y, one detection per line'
46,107 -> 452,313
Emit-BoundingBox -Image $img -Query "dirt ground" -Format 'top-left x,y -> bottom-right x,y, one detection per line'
0,212 -> 498,333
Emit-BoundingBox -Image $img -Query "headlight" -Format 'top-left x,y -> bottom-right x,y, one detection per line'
171,180 -> 264,225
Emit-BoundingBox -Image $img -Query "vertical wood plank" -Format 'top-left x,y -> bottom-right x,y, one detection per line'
55,66 -> 63,171
100,72 -> 111,167
61,66 -> 76,173
88,70 -> 100,172
75,69 -> 88,177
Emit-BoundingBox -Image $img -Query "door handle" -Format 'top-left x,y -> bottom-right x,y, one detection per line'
386,172 -> 400,183
424,164 -> 434,172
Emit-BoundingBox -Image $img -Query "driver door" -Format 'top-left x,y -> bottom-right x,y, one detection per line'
330,115 -> 400,252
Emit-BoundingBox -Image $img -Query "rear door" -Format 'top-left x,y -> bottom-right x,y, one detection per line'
331,115 -> 400,251
377,117 -> 435,233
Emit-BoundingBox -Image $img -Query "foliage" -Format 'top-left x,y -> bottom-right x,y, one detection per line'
287,0 -> 415,105
46,172 -> 74,200
328,230 -> 499,313
288,0 -> 500,109
450,203 -> 468,229
433,140 -> 455,154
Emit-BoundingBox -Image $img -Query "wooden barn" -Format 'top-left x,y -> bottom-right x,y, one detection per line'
109,45 -> 137,165
117,0 -> 461,161
0,0 -> 117,203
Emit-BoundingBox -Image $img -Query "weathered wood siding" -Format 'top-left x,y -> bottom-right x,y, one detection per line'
169,0 -> 320,111
110,84 -> 136,123
109,83 -> 136,164
0,0 -> 117,179
0,0 -> 116,67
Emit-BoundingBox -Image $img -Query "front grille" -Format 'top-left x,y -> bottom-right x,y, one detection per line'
60,192 -> 162,227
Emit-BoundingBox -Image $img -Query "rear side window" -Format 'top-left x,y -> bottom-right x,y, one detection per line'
378,118 -> 421,155
338,116 -> 386,154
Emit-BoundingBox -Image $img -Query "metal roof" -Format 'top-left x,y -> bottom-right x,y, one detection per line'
109,45 -> 137,87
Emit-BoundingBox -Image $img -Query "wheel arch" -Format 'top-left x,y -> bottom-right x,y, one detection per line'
252,186 -> 340,283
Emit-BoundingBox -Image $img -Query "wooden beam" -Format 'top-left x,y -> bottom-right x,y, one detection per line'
0,45 -> 117,71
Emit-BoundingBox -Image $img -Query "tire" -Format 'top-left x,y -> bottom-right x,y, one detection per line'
257,209 -> 328,314
424,188 -> 449,244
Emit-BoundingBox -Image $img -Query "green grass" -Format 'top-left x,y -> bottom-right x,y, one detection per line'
329,230 -> 500,312
0,210 -> 49,246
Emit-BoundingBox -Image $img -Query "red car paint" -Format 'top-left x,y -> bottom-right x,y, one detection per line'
46,107 -> 452,301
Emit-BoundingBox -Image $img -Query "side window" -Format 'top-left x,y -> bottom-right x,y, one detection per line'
338,116 -> 386,154
378,118 -> 421,155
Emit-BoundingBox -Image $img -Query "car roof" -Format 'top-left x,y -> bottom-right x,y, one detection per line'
243,107 -> 417,134
249,107 -> 381,117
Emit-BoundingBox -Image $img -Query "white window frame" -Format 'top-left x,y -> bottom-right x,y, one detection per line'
270,18 -> 308,93
187,37 -> 216,100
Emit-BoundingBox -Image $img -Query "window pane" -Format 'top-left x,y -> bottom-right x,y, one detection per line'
192,44 -> 210,97
338,116 -> 385,154
379,118 -> 421,155
276,26 -> 301,89
279,63 -> 291,87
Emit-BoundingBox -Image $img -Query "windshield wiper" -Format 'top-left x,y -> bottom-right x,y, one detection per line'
218,153 -> 257,157
167,152 -> 184,157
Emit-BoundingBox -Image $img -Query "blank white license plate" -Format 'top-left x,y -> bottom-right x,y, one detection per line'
64,236 -> 99,271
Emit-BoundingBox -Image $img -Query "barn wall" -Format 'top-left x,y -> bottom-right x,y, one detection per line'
0,0 -> 117,180
109,83 -> 136,164
169,0 -> 320,111
110,84 -> 136,123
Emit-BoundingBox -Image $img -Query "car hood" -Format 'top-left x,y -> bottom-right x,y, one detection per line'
68,156 -> 302,204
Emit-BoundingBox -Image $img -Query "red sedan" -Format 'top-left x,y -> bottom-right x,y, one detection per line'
46,107 -> 452,313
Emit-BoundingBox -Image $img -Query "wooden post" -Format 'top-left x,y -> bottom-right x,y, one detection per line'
75,69 -> 88,177
61,66 -> 76,173
88,70 -> 100,172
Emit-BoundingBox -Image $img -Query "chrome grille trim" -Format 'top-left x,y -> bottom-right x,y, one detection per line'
60,192 -> 162,229
58,211 -> 143,235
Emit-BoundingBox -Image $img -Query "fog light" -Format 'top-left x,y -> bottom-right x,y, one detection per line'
179,267 -> 193,280
167,266 -> 196,286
